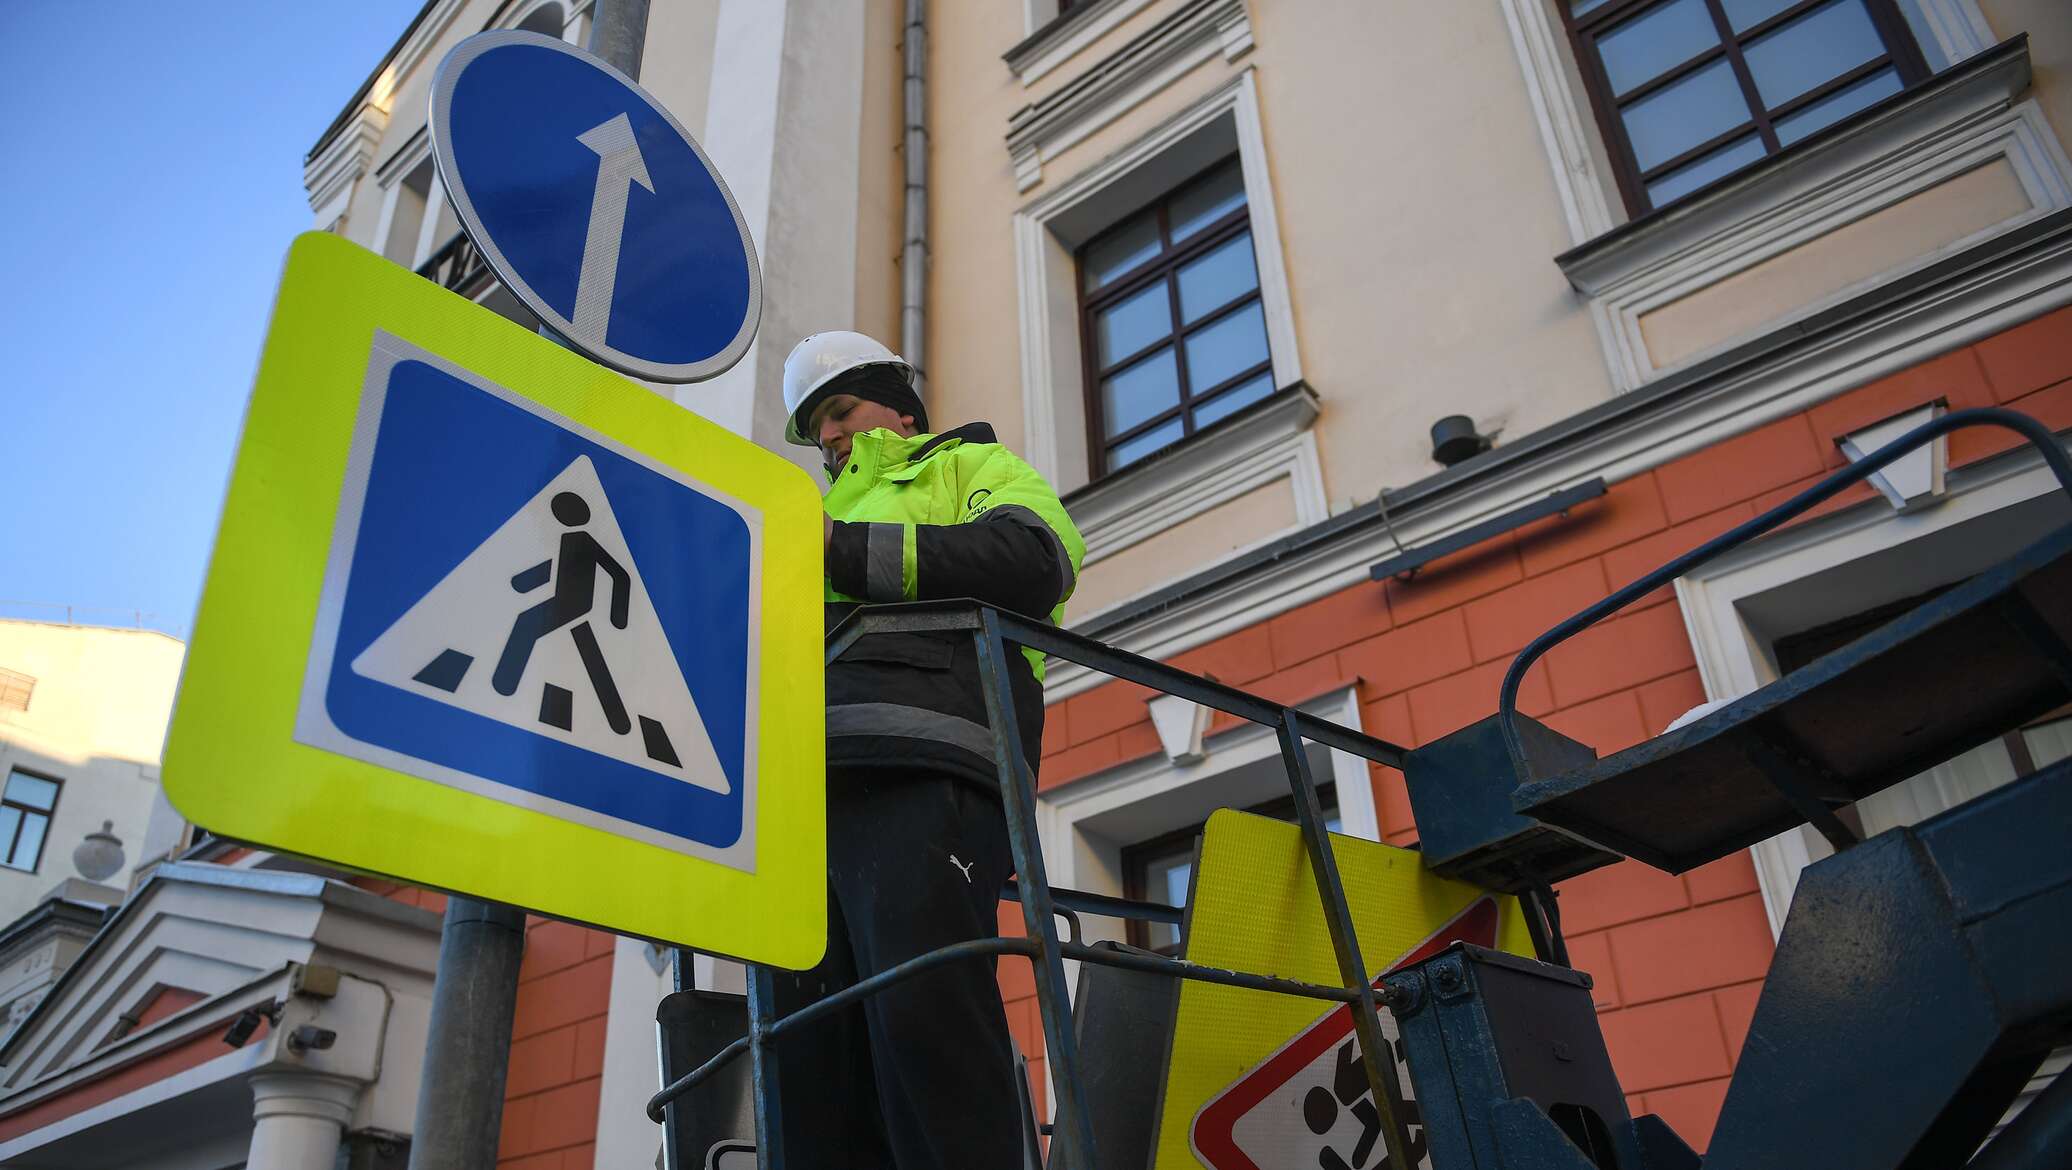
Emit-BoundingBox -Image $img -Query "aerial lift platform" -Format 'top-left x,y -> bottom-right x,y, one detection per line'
650,406 -> 2072,1170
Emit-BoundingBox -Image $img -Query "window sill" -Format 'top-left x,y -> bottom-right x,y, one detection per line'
1063,381 -> 1325,568
1552,37 -> 2070,392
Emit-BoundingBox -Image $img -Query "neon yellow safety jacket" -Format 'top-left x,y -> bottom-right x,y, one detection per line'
822,422 -> 1085,787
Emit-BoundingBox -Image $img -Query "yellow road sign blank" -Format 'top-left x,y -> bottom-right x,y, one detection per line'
163,233 -> 826,967
1158,810 -> 1535,1169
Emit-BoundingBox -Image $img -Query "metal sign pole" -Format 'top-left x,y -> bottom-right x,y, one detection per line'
406,6 -> 654,1169
407,898 -> 528,1169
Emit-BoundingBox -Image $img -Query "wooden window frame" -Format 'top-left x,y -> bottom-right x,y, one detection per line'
1119,784 -> 1339,954
1559,0 -> 1933,215
0,768 -> 61,874
0,667 -> 32,713
1075,159 -> 1274,480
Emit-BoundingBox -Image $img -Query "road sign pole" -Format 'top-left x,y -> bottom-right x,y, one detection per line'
409,8 -> 659,1168
408,897 -> 528,1170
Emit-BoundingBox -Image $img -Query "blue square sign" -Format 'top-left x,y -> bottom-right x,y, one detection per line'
296,333 -> 761,866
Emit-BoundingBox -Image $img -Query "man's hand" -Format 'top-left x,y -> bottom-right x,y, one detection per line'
824,512 -> 834,557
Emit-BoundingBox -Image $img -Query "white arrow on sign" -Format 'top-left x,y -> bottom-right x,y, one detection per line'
570,112 -> 654,346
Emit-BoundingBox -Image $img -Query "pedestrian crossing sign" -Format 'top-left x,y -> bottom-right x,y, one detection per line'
163,232 -> 826,966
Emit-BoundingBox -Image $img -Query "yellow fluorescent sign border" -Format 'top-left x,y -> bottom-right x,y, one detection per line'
162,232 -> 827,968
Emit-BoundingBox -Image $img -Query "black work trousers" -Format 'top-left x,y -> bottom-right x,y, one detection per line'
767,768 -> 1024,1170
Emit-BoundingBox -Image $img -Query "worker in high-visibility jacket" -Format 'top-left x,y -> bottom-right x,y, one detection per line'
771,330 -> 1085,1169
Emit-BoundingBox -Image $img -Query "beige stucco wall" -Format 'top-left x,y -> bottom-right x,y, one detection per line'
0,623 -> 185,927
1069,477 -> 1297,620
924,0 -> 1609,516
1981,0 -> 2072,160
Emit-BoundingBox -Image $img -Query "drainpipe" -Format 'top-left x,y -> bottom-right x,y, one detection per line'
902,0 -> 930,400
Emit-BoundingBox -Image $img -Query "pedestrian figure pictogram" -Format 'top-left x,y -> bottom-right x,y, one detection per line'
490,490 -> 635,734
348,447 -> 725,792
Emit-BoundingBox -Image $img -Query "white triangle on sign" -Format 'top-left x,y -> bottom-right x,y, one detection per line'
350,454 -> 729,794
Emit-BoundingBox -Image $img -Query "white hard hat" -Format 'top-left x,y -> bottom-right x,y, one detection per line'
781,331 -> 916,446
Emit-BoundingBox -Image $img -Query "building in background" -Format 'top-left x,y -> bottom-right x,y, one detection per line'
6,0 -> 2071,1165
0,620 -> 188,929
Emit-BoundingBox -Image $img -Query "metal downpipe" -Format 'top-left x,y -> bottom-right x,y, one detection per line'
901,0 -> 929,400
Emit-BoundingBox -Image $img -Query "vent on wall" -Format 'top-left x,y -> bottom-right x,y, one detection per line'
0,668 -> 31,713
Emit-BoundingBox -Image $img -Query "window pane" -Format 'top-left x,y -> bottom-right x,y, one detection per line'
5,771 -> 57,811
1183,301 -> 1270,391
9,813 -> 45,871
1598,0 -> 1721,95
1094,282 -> 1172,367
1176,164 -> 1234,244
1572,0 -> 1617,16
1109,418 -> 1185,470
0,808 -> 18,865
1176,233 -> 1259,323
1192,371 -> 1275,428
1745,0 -> 1883,109
1622,58 -> 1750,171
1774,66 -> 1902,144
1161,859 -> 1192,908
1644,133 -> 1767,205
1169,163 -> 1247,244
1099,349 -> 1180,437
1719,0 -> 1798,30
1082,212 -> 1161,292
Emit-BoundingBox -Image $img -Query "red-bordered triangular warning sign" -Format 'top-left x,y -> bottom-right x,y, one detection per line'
1189,896 -> 1500,1170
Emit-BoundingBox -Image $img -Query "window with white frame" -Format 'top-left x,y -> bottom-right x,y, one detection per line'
1076,158 -> 1276,475
1557,0 -> 1949,213
1013,72 -> 1303,496
1674,444 -> 2072,930
1121,785 -> 1340,953
1033,687 -> 1381,955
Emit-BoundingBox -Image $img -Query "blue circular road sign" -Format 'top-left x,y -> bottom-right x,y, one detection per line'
430,31 -> 761,383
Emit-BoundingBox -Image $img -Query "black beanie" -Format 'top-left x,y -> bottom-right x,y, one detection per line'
804,364 -> 929,438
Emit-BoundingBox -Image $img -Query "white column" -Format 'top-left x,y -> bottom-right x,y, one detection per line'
246,1071 -> 363,1170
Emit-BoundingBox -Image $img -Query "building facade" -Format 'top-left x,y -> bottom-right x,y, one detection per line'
4,0 -> 2069,1165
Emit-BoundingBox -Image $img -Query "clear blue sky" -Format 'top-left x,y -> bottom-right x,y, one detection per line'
0,1 -> 427,638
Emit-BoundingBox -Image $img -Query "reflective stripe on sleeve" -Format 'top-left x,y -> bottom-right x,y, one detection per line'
865,522 -> 906,602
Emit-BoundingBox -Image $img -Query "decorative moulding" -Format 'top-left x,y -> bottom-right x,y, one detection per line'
1145,692 -> 1213,765
1006,0 -> 1253,193
1005,0 -> 1160,87
303,103 -> 388,223
1838,401 -> 1947,511
1558,41 -> 2072,392
1068,385 -> 1326,567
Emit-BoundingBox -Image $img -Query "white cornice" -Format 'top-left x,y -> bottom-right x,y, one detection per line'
303,102 -> 388,217
1041,217 -> 2072,701
1006,0 -> 1159,87
1006,0 -> 1253,192
389,0 -> 471,90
